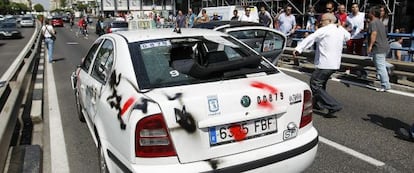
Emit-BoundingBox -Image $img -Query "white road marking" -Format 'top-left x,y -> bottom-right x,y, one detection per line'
319,137 -> 385,167
46,51 -> 70,172
66,42 -> 79,45
278,67 -> 414,98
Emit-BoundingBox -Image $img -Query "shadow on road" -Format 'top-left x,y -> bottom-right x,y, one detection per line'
362,114 -> 412,142
53,57 -> 65,62
0,43 -> 5,47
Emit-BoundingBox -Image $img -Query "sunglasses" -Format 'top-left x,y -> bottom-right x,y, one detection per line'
326,8 -> 333,10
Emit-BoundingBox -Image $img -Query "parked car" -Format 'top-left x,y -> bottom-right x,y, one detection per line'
71,28 -> 318,172
0,22 -> 22,39
194,21 -> 286,65
101,20 -> 128,33
20,16 -> 35,27
51,16 -> 64,27
0,15 -> 4,21
62,15 -> 70,23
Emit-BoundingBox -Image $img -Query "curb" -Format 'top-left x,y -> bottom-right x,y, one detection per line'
7,145 -> 42,173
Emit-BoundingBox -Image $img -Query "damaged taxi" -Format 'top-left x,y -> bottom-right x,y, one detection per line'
71,28 -> 318,172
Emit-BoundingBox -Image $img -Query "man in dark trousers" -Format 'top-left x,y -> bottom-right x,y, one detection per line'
293,13 -> 350,116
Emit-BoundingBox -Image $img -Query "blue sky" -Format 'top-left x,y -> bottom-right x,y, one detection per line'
32,0 -> 50,10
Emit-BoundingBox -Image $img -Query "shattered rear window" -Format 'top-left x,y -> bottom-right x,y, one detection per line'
129,36 -> 278,89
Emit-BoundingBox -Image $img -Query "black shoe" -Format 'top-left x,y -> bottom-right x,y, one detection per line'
327,108 -> 342,115
313,104 -> 324,111
397,128 -> 414,142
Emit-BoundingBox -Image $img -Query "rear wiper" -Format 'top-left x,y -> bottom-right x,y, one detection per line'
222,68 -> 275,78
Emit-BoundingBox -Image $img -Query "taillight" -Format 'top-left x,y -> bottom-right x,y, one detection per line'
135,114 -> 176,157
300,90 -> 313,128
107,28 -> 112,33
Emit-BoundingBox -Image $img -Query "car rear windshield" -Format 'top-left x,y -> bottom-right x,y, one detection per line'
22,17 -> 32,20
112,22 -> 128,28
1,22 -> 16,28
129,36 -> 279,89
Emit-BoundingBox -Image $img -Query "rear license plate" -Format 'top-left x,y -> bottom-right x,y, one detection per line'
209,115 -> 277,146
4,33 -> 12,36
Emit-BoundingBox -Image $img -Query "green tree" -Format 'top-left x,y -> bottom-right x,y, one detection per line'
76,3 -> 87,12
34,3 -> 44,12
60,0 -> 66,8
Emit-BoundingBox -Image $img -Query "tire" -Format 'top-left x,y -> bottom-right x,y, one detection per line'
75,90 -> 86,122
99,144 -> 109,173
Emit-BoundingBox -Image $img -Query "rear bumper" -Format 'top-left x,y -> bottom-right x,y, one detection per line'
20,23 -> 34,27
109,127 -> 318,173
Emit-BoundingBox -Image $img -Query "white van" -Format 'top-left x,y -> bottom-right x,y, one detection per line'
197,5 -> 259,22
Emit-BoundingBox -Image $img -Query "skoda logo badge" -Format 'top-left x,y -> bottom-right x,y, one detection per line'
241,95 -> 251,107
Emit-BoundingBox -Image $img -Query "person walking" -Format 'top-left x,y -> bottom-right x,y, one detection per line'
293,13 -> 350,116
259,7 -> 272,27
275,5 -> 296,36
76,17 -> 85,37
42,19 -> 57,63
96,17 -> 105,36
346,3 -> 365,55
367,6 -> 391,92
175,10 -> 187,28
69,15 -> 74,31
187,8 -> 196,28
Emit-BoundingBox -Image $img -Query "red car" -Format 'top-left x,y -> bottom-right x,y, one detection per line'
51,17 -> 64,27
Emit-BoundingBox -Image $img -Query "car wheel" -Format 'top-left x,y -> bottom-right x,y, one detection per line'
75,90 -> 86,122
99,144 -> 109,173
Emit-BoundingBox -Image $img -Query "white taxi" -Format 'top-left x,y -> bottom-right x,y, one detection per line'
71,28 -> 318,173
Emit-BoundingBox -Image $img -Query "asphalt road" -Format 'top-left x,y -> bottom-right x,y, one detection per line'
0,26 -> 36,78
41,25 -> 414,173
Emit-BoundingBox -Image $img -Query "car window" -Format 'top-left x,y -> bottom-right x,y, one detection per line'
263,31 -> 284,52
91,39 -> 114,84
129,36 -> 278,89
112,22 -> 128,28
227,29 -> 266,52
81,40 -> 103,72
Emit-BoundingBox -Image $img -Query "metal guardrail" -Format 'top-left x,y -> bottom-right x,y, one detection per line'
283,47 -> 414,80
0,23 -> 41,172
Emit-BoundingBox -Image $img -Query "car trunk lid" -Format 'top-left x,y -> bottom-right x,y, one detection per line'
144,74 -> 307,163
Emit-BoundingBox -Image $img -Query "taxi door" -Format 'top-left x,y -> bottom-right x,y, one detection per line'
83,39 -> 115,121
225,26 -> 286,65
78,39 -> 103,121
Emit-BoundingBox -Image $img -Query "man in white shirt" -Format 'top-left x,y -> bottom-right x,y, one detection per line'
240,7 -> 258,23
275,5 -> 296,36
346,3 -> 365,55
293,13 -> 351,116
41,19 -> 56,63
